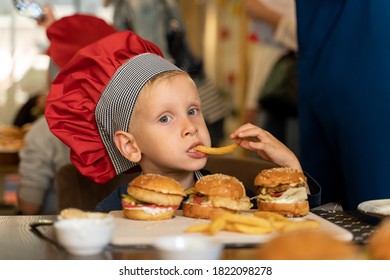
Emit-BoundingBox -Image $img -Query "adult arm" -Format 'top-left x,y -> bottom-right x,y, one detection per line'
17,117 -> 69,214
244,0 -> 297,50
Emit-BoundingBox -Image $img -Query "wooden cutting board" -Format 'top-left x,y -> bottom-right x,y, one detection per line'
109,210 -> 353,246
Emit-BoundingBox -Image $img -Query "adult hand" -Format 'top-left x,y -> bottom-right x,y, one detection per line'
244,0 -> 281,29
36,4 -> 56,29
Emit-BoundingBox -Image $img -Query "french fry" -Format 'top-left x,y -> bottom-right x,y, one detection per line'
279,220 -> 320,233
193,143 -> 238,155
232,223 -> 274,235
271,221 -> 291,230
223,223 -> 239,232
218,213 -> 272,228
253,211 -> 289,223
185,212 -> 321,236
209,217 -> 226,235
185,223 -> 210,233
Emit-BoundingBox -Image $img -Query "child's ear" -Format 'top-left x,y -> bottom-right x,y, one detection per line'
113,130 -> 141,163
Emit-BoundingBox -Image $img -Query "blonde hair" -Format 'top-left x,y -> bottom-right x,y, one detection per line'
129,71 -> 192,132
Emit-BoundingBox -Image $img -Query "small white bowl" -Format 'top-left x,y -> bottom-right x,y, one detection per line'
54,213 -> 115,256
153,235 -> 223,260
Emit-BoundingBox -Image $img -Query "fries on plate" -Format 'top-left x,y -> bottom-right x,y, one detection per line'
185,211 -> 320,236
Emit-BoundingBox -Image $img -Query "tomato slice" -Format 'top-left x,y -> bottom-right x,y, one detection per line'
122,201 -> 144,208
270,192 -> 284,198
193,195 -> 203,204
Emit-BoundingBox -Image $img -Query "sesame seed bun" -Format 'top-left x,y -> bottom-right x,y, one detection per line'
256,200 -> 309,218
254,167 -> 306,189
130,173 -> 186,196
256,229 -> 361,260
182,202 -> 235,219
123,208 -> 176,221
193,173 -> 246,198
367,219 -> 390,259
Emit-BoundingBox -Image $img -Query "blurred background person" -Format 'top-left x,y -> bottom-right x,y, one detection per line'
17,5 -> 117,215
242,0 -> 298,155
12,92 -> 46,128
295,1 -> 390,210
104,0 -> 231,146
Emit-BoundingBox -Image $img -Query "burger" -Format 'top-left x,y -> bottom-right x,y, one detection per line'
0,125 -> 24,151
0,125 -> 23,139
256,229 -> 361,260
183,174 -> 252,219
367,219 -> 390,259
254,167 -> 309,217
121,174 -> 186,220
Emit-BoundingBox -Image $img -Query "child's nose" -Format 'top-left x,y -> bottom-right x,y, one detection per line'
183,118 -> 197,136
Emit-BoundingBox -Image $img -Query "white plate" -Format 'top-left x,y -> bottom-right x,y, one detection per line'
109,210 -> 353,246
357,199 -> 390,218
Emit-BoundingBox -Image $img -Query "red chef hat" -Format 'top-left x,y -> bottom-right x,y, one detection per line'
46,14 -> 117,68
45,31 -> 183,184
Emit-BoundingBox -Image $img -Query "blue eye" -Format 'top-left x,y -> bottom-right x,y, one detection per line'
159,115 -> 172,123
188,108 -> 198,116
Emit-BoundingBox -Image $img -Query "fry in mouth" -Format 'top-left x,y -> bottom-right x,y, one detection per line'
193,143 -> 238,155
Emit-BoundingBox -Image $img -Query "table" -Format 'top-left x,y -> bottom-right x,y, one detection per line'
0,205 -> 379,260
0,152 -> 19,210
0,215 -> 260,260
0,152 -> 19,166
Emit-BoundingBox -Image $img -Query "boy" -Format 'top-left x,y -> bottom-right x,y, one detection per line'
45,31 -> 320,211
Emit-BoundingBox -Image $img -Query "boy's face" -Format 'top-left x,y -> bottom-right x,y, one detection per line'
131,74 -> 211,173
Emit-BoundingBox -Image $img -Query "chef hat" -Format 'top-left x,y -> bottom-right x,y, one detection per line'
46,14 -> 117,68
45,31 -> 183,184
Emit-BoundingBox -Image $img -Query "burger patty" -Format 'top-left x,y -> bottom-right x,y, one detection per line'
186,194 -> 252,211
128,186 -> 183,206
258,182 -> 306,195
208,195 -> 252,211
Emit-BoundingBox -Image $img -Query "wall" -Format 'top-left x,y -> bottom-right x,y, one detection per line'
1,0 -> 250,126
179,0 -> 249,121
